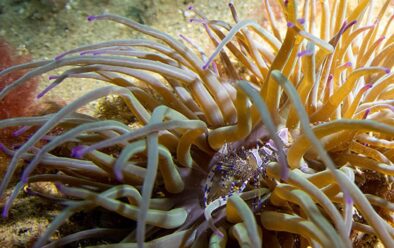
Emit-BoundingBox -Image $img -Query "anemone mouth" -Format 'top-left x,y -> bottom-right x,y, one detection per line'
0,0 -> 394,247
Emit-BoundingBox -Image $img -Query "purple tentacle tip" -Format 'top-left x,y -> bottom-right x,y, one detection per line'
384,67 -> 390,74
0,143 -> 7,154
187,5 -> 193,10
364,83 -> 373,90
346,20 -> 357,29
287,22 -> 295,28
71,145 -> 86,159
114,169 -> 124,182
297,50 -> 313,57
54,53 -> 64,61
54,182 -> 65,193
13,126 -> 30,137
87,15 -> 97,22
36,92 -> 45,99
363,108 -> 371,119
202,63 -> 210,70
189,18 -> 200,23
345,61 -> 352,67
297,18 -> 305,25
48,75 -> 59,80
37,84 -> 55,99
2,208 -> 8,218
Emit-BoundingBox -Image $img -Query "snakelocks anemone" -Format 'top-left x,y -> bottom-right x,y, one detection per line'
1,0 -> 394,247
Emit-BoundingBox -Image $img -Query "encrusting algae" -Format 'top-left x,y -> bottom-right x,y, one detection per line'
0,0 -> 394,247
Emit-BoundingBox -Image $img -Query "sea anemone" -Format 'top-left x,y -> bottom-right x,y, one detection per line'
1,0 -> 394,247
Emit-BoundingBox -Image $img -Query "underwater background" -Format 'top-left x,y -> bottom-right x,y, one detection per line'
0,0 -> 258,111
